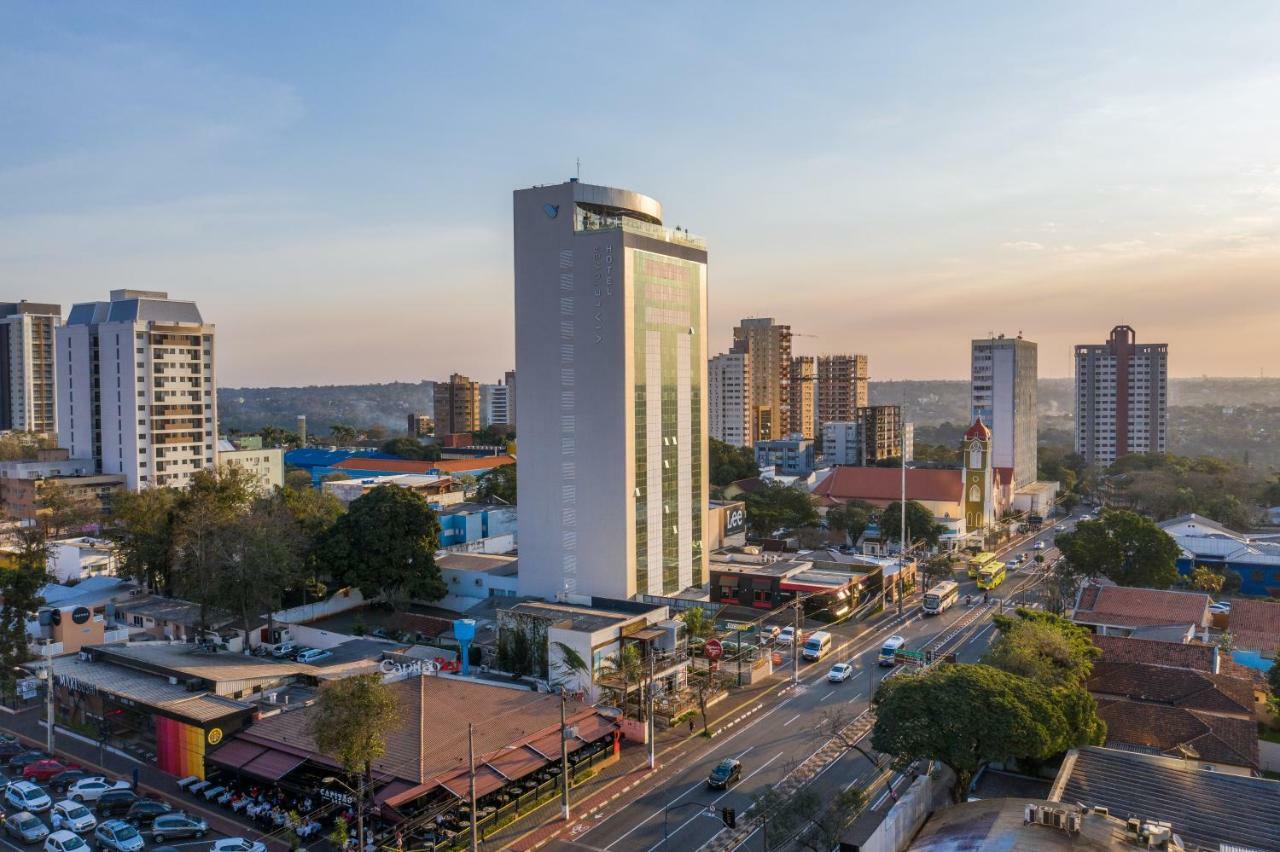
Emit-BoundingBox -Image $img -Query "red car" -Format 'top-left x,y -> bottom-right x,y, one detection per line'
23,758 -> 77,782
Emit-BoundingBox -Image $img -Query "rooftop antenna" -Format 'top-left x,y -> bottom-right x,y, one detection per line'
576,157 -> 581,181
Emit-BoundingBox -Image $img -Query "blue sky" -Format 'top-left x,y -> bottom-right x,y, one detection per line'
4,2 -> 1279,385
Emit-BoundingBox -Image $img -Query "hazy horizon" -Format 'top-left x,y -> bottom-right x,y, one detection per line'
6,3 -> 1280,386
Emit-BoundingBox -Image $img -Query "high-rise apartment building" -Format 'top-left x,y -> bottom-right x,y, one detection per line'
971,334 -> 1038,486
57,290 -> 216,491
407,413 -> 434,437
788,356 -> 816,440
821,405 -> 908,466
480,382 -> 512,429
731,318 -> 791,443
432,373 -> 480,435
1075,325 -> 1168,466
816,354 -> 868,425
514,179 -> 708,600
0,302 -> 61,435
708,353 -> 751,447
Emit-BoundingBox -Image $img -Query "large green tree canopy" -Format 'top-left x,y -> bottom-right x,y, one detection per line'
744,482 -> 819,537
710,437 -> 760,488
321,485 -> 446,605
1054,509 -> 1180,588
878,500 -> 945,549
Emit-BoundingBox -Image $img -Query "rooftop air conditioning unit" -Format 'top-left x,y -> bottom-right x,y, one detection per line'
1066,812 -> 1082,833
1052,809 -> 1067,829
1037,807 -> 1054,826
184,678 -> 202,692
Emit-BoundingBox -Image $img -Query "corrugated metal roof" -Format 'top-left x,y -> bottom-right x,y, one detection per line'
52,654 -> 249,723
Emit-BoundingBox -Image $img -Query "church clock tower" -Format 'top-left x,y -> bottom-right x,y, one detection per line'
962,417 -> 994,533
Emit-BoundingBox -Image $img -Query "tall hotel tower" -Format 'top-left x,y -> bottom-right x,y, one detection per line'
514,180 -> 709,600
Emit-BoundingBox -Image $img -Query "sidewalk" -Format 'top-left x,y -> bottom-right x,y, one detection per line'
0,705 -> 285,849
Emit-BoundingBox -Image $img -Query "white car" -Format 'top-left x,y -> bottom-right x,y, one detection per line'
827,663 -> 854,683
51,800 -> 97,833
210,838 -> 268,852
776,626 -> 796,646
7,780 -> 53,812
757,625 -> 780,644
1033,541 -> 1046,550
1209,601 -> 1232,615
295,648 -> 332,664
45,830 -> 90,852
67,777 -> 130,803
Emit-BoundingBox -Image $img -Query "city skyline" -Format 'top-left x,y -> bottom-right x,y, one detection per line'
5,4 -> 1280,385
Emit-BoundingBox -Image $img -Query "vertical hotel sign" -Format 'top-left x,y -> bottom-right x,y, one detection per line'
558,247 -> 577,596
155,715 -> 209,780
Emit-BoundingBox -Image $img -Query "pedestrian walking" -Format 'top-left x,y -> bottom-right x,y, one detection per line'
688,716 -> 695,735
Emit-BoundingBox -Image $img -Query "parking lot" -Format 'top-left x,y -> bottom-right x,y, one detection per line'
0,736 -> 246,852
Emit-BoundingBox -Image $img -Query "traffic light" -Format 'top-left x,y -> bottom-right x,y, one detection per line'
721,807 -> 736,828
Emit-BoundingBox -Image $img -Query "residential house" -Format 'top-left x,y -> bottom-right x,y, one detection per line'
1071,584 -> 1211,640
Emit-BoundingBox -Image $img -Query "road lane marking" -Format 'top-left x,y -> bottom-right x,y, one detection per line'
821,690 -> 835,701
783,714 -> 801,727
644,752 -> 786,852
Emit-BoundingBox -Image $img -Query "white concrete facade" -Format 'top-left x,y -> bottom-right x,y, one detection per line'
217,446 -> 284,493
57,291 -> 216,491
708,352 -> 750,447
514,180 -> 709,601
971,335 -> 1038,486
479,382 -> 512,428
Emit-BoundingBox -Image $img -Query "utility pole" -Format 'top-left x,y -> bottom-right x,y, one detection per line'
899,426 -> 907,617
468,722 -> 478,852
356,766 -> 367,852
45,642 -> 54,753
560,693 -> 570,820
791,598 -> 801,686
647,651 -> 656,770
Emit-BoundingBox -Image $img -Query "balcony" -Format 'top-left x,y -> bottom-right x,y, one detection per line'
578,212 -> 706,250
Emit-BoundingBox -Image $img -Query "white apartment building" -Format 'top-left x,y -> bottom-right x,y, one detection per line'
0,302 -> 61,435
1075,325 -> 1168,466
971,334 -> 1038,487
708,352 -> 751,447
480,382 -> 512,429
514,179 -> 709,600
216,441 -> 284,494
57,290 -> 217,491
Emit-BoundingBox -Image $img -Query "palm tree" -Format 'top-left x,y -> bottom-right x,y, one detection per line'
679,606 -> 713,645
599,643 -> 643,718
550,641 -> 590,693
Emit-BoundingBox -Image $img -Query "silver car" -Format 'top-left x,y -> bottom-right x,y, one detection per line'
6,811 -> 51,844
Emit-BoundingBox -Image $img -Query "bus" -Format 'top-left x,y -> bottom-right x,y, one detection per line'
976,561 -> 1007,590
922,580 -> 960,615
967,551 -> 998,579
879,635 -> 906,666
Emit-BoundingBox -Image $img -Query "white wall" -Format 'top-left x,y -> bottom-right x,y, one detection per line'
272,587 -> 368,625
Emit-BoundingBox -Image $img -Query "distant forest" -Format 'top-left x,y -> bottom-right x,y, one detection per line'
219,377 -> 1280,469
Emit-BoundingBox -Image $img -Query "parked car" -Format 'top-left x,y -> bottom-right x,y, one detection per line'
285,646 -> 312,661
1033,541 -> 1046,551
827,662 -> 854,683
44,830 -> 89,852
24,760 -> 76,783
49,770 -> 89,795
7,780 -> 53,812
68,777 -> 131,803
149,813 -> 208,843
0,739 -> 28,760
51,800 -> 98,833
94,820 -> 145,852
757,625 -> 780,644
776,626 -> 796,646
270,642 -> 298,659
294,648 -> 332,664
94,790 -> 139,818
706,758 -> 742,789
209,838 -> 267,852
5,811 -> 50,844
124,798 -> 172,827
1209,601 -> 1232,615
9,751 -> 49,771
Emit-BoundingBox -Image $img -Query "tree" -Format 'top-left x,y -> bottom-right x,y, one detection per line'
37,481 -> 101,537
1268,657 -> 1280,704
321,485 -> 445,607
921,554 -> 954,588
308,674 -> 400,850
380,436 -> 441,461
709,438 -> 760,487
214,497 -> 306,650
1189,565 -> 1226,593
472,425 -> 512,448
0,526 -> 51,691
871,664 -> 1101,801
284,468 -> 313,490
598,643 -> 643,719
170,467 -> 258,636
1055,509 -> 1180,589
550,641 -> 590,692
258,426 -> 302,449
109,486 -> 181,591
879,500 -> 945,550
985,609 -> 1100,688
678,606 -> 713,643
744,482 -> 819,537
330,424 -> 358,446
689,668 -> 731,736
279,485 -> 344,575
825,500 -> 875,543
475,464 -> 516,504
793,787 -> 866,852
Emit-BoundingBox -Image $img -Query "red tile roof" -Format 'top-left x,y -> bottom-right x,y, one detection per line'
431,454 -> 516,474
333,457 -> 437,475
963,417 -> 991,440
1095,700 -> 1259,769
1229,599 -> 1280,655
1087,661 -> 1255,716
1091,635 -> 1218,672
813,466 -> 961,505
1072,585 -> 1210,630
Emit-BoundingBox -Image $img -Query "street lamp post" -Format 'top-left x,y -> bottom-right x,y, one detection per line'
39,642 -> 54,753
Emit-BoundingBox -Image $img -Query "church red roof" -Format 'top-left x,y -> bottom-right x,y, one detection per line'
963,417 -> 991,441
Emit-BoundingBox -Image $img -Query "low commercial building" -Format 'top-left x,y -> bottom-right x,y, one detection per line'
1161,513 -> 1280,598
437,552 -> 518,611
116,596 -> 266,651
1071,585 -> 1211,640
708,555 -> 871,618
814,466 -> 964,519
30,576 -> 135,655
0,449 -> 123,526
437,502 -> 517,549
216,440 -> 284,493
323,474 -> 463,508
755,435 -> 815,477
331,454 -> 516,480
47,537 -> 119,582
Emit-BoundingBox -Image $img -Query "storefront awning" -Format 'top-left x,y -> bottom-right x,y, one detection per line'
374,780 -> 415,806
240,748 -> 307,781
527,729 -> 584,760
207,739 -> 267,770
440,766 -> 505,799
780,580 -> 847,594
485,745 -> 546,782
570,714 -> 618,745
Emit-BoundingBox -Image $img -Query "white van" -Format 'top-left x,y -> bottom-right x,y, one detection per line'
878,635 -> 907,667
802,631 -> 833,662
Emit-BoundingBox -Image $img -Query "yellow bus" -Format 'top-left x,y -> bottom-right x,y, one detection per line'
967,551 -> 998,579
977,561 -> 1007,590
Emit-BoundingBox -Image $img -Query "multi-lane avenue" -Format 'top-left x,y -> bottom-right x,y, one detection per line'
546,513 -> 1080,852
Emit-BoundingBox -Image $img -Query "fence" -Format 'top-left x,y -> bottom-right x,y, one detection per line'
272,587 -> 368,626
